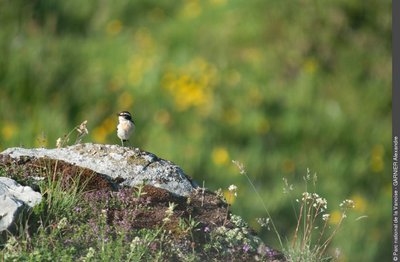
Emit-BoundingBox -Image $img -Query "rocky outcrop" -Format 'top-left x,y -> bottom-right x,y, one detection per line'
0,177 -> 42,232
1,143 -> 197,197
0,144 -> 285,261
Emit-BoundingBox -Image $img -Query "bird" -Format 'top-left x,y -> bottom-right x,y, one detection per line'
117,111 -> 135,147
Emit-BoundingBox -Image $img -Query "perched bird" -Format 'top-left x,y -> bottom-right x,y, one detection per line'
117,111 -> 135,147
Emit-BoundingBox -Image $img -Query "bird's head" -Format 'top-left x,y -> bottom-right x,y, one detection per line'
118,111 -> 132,121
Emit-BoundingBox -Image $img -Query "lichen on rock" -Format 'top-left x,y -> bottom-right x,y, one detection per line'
1,143 -> 197,196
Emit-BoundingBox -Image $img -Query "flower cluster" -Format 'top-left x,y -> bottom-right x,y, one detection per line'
340,199 -> 355,210
256,217 -> 270,230
162,57 -> 217,113
228,184 -> 238,197
163,202 -> 177,223
232,160 -> 246,175
56,120 -> 89,148
298,192 -> 327,212
322,214 -> 330,221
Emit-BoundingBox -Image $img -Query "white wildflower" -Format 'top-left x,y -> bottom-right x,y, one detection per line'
57,217 -> 68,230
316,197 -> 328,210
302,192 -> 312,201
282,178 -> 294,194
56,137 -> 63,148
83,247 -> 95,261
232,160 -> 246,175
77,120 -> 89,135
340,199 -> 355,209
322,214 -> 330,221
256,217 -> 270,230
163,202 -> 177,223
228,184 -> 238,197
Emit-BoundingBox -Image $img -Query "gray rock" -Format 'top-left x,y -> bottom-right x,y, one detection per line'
0,177 -> 42,232
1,143 -> 197,196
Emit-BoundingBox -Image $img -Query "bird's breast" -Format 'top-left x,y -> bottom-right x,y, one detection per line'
117,121 -> 135,139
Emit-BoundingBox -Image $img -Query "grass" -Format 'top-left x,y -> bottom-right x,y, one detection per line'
231,161 -> 356,261
34,160 -> 88,225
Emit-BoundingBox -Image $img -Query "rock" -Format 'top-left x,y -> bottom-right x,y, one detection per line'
0,143 -> 197,197
0,177 -> 42,232
0,144 -> 286,261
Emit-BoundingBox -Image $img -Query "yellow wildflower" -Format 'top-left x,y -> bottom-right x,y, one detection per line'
303,58 -> 318,74
2,122 -> 17,140
329,210 -> 342,225
180,0 -> 202,19
223,190 -> 236,205
106,20 -> 122,35
162,58 -> 217,112
92,126 -> 108,143
92,117 -> 116,143
212,147 -> 229,166
351,194 -> 367,212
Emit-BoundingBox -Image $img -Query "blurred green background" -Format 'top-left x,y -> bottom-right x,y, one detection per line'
0,0 -> 391,260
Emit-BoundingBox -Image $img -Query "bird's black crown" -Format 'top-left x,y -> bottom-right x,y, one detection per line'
118,111 -> 132,120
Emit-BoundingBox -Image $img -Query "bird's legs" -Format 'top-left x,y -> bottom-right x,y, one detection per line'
121,140 -> 131,147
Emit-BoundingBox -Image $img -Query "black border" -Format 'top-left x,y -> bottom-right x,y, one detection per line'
393,1 -> 399,261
